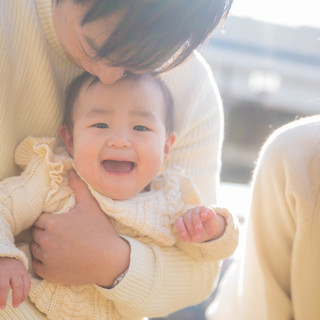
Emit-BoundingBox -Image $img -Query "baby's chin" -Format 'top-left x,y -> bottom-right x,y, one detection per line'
94,185 -> 147,201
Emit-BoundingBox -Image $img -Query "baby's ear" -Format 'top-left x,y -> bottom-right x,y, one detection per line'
60,125 -> 74,155
164,132 -> 176,159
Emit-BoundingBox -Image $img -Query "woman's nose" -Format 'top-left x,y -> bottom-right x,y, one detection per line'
96,65 -> 126,85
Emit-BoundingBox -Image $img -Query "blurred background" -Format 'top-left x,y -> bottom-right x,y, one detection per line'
200,0 -> 320,224
201,0 -> 320,186
153,1 -> 320,319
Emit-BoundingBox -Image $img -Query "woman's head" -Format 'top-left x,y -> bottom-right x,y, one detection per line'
53,0 -> 232,83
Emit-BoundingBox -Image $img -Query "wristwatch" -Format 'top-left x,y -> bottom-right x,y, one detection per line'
111,271 -> 127,288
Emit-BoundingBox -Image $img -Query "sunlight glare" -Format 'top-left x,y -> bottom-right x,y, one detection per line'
230,0 -> 320,28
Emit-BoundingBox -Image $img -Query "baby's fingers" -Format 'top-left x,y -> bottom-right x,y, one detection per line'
10,271 -> 30,308
174,217 -> 190,241
192,207 -> 203,232
11,276 -> 25,308
199,206 -> 215,222
23,274 -> 31,302
0,277 -> 10,309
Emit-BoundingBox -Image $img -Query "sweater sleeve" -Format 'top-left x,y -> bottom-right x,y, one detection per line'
161,51 -> 223,205
95,237 -> 219,318
0,137 -> 71,269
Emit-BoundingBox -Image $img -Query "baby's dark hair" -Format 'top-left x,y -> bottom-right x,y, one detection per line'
63,72 -> 174,134
55,0 -> 232,75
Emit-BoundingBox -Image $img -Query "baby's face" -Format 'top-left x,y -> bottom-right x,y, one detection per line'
67,77 -> 174,200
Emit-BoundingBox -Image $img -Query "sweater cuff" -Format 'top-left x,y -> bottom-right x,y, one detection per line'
207,206 -> 239,259
0,243 -> 29,269
95,236 -> 158,309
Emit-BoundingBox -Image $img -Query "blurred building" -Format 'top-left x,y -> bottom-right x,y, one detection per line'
201,16 -> 320,183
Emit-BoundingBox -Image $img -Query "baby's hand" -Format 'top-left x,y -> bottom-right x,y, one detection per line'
0,257 -> 30,309
174,206 -> 226,243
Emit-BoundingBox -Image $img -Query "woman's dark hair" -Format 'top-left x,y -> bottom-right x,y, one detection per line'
63,72 -> 174,134
56,0 -> 232,74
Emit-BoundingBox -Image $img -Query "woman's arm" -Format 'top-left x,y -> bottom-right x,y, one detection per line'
96,239 -> 219,318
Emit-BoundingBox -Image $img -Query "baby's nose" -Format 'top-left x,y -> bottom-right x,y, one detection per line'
107,134 -> 131,148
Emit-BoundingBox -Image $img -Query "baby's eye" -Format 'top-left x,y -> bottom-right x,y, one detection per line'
92,123 -> 109,129
133,125 -> 149,132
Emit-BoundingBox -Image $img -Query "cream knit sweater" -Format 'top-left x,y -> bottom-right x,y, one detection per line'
0,137 -> 238,319
208,116 -> 320,320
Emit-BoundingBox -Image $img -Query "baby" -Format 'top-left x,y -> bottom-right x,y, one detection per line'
0,72 -> 238,319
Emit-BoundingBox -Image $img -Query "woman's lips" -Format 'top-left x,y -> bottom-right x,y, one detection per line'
102,160 -> 134,173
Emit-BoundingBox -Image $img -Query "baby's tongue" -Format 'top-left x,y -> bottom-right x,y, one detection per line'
103,160 -> 133,172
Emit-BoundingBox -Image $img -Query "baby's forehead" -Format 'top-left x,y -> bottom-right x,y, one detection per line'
80,75 -> 167,110
87,74 -> 166,104
120,73 -> 160,90
75,73 -> 170,118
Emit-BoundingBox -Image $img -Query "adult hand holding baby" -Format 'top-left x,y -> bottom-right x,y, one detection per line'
31,171 -> 130,287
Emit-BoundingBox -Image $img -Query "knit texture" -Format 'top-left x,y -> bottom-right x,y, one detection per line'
0,0 -> 83,180
0,137 -> 239,319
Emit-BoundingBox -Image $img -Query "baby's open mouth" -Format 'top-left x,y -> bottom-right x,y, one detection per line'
102,160 -> 135,173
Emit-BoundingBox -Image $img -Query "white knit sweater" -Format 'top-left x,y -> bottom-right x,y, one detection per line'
0,137 -> 238,319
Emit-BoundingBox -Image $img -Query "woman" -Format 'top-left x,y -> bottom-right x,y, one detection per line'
0,0 -> 232,318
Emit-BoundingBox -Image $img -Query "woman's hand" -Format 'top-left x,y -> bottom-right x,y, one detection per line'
31,171 -> 130,287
